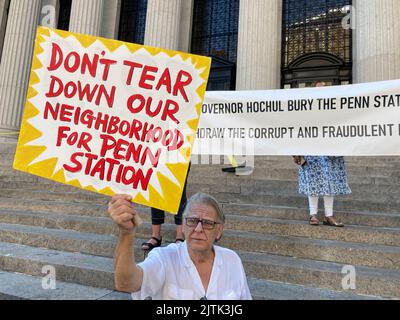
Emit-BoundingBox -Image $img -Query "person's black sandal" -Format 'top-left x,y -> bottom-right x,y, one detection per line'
141,237 -> 162,251
175,238 -> 185,244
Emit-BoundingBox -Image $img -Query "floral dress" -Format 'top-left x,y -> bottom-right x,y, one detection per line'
298,156 -> 352,196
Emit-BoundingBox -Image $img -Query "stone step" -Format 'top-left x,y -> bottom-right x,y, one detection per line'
0,241 -> 116,290
1,209 -> 399,247
0,242 -> 399,298
219,230 -> 400,270
0,172 -> 43,182
185,156 -> 400,168
223,168 -> 400,185
190,162 -> 400,177
3,154 -> 400,168
0,178 -> 399,206
0,197 -> 110,218
0,271 -> 131,300
1,189 -> 108,205
0,157 -> 15,167
0,270 -> 381,301
4,162 -> 400,182
5,178 -> 398,207
189,163 -> 400,181
0,195 -> 399,230
247,278 -> 384,300
225,169 -> 400,186
0,140 -> 17,153
190,165 -> 400,183
1,169 -> 399,202
0,222 -> 399,269
242,171 -> 399,185
0,180 -> 92,193
0,209 -> 119,236
210,192 -> 400,214
223,204 -> 400,228
0,223 -> 118,258
239,250 -> 400,299
225,215 -> 400,247
0,270 -> 316,300
189,180 -> 400,199
252,157 -> 400,169
3,270 -> 381,300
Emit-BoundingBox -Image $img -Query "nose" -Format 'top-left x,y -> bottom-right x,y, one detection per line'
194,220 -> 203,232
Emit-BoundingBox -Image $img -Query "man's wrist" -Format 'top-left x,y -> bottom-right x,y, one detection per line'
119,229 -> 135,238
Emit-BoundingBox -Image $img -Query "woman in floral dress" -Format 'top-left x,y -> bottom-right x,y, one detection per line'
293,156 -> 351,227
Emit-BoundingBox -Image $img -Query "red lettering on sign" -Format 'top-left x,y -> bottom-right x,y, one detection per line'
173,70 -> 192,103
124,60 -> 143,85
139,65 -> 158,90
63,152 -> 83,172
162,99 -> 180,124
156,68 -> 172,94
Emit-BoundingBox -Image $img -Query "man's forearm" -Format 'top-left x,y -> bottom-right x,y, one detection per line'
114,230 -> 143,292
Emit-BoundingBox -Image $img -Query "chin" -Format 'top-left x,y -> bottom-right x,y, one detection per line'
188,240 -> 211,250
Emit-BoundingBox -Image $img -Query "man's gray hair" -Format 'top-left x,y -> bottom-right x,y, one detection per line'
183,192 -> 225,224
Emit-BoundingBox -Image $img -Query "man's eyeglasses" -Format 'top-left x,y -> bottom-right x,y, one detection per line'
185,217 -> 221,230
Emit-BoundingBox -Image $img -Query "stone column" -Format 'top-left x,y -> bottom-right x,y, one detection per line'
144,0 -> 182,50
0,0 -> 10,63
178,0 -> 193,52
101,0 -> 121,39
69,0 -> 104,36
353,0 -> 400,83
0,0 -> 41,133
236,0 -> 282,90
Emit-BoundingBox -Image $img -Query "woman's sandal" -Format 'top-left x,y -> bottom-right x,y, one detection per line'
309,215 -> 320,226
323,217 -> 344,228
175,238 -> 185,244
141,236 -> 162,251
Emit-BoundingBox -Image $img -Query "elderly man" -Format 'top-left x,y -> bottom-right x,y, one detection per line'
108,192 -> 252,300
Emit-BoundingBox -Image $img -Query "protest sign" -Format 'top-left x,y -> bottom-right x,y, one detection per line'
13,27 -> 211,214
195,80 -> 400,156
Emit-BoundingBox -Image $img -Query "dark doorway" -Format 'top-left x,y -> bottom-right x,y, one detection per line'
57,0 -> 72,31
283,52 -> 351,88
206,56 -> 236,91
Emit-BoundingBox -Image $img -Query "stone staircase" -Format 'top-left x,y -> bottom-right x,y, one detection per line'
0,140 -> 399,300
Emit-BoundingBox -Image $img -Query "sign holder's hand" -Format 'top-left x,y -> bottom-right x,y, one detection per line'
108,194 -> 143,230
132,213 -> 143,228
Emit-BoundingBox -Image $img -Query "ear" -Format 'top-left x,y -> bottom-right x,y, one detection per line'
215,224 -> 224,243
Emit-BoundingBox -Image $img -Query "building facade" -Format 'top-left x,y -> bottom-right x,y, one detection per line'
1,0 -> 400,134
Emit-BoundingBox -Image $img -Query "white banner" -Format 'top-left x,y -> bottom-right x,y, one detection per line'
193,79 -> 400,156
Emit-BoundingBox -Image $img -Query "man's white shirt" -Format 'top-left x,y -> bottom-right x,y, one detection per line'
132,241 -> 252,300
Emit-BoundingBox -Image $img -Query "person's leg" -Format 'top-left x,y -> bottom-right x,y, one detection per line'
308,196 -> 320,225
174,204 -> 185,243
141,208 -> 164,250
174,164 -> 189,242
174,188 -> 187,243
323,196 -> 334,217
323,196 -> 344,227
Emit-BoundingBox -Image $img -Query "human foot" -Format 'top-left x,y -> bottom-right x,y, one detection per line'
141,236 -> 162,251
323,216 -> 344,227
309,215 -> 320,226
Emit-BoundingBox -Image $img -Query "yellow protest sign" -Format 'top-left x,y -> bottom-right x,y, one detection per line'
14,27 -> 211,214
